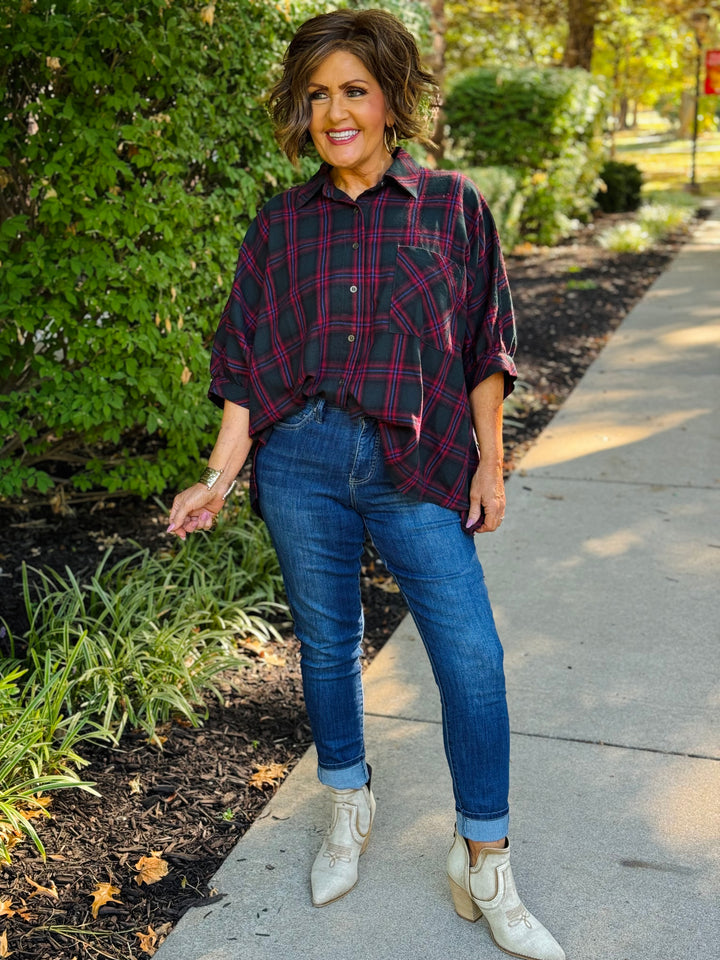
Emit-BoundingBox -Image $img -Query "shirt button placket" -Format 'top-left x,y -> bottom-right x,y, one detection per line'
343,208 -> 362,398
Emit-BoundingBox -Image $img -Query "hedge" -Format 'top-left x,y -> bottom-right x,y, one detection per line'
445,66 -> 607,244
0,0 -> 319,500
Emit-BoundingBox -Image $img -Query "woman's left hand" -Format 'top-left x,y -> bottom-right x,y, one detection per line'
466,461 -> 505,533
167,484 -> 225,540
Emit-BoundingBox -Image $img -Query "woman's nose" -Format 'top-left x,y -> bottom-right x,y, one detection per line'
327,94 -> 348,123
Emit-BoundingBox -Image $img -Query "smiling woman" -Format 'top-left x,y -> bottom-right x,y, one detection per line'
166,8 -> 564,959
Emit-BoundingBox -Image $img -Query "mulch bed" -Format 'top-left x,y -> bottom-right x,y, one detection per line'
0,215 -> 690,959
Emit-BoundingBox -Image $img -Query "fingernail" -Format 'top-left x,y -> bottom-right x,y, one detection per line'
167,523 -> 175,532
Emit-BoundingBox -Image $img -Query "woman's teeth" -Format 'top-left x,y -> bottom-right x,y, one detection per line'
328,130 -> 359,142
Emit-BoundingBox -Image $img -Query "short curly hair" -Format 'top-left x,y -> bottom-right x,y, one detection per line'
269,9 -> 439,164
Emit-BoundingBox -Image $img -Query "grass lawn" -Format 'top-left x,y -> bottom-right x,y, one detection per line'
612,122 -> 720,196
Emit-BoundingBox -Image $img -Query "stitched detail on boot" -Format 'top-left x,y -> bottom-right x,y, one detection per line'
505,904 -> 533,928
323,842 -> 353,867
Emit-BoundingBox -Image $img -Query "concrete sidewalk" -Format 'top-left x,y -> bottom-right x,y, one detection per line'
156,211 -> 720,960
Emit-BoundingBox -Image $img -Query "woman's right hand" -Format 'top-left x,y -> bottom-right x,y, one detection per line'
167,484 -> 225,540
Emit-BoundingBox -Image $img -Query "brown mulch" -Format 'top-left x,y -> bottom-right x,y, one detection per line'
0,214 -> 692,959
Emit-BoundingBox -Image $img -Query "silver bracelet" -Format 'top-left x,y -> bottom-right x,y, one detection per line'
198,466 -> 223,489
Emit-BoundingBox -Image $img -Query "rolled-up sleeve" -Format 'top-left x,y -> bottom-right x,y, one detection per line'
208,214 -> 268,409
461,189 -> 517,399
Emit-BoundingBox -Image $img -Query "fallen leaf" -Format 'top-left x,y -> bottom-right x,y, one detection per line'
260,650 -> 286,667
13,900 -> 32,922
89,882 -> 122,918
240,638 -> 265,655
128,776 -> 142,795
0,930 -> 11,958
372,575 -> 400,594
0,899 -> 14,917
136,926 -> 158,955
249,763 -> 288,790
25,877 -> 58,900
134,853 -> 169,886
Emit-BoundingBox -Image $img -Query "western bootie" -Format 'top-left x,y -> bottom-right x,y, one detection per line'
310,776 -> 375,907
446,830 -> 565,960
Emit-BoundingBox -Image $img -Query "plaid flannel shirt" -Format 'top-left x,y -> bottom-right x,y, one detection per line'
210,148 -> 517,516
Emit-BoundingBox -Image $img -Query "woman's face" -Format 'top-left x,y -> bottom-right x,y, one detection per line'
307,50 -> 393,180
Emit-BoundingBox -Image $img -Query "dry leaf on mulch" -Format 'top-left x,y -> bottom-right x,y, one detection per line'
249,762 -> 289,790
89,881 -> 122,918
134,853 -> 170,886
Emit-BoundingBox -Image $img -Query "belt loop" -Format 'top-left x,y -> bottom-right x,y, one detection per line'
314,396 -> 326,422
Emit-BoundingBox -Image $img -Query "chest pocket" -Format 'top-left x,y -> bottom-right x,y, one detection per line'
388,245 -> 464,353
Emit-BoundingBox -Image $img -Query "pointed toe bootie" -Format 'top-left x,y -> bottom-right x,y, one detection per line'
310,780 -> 376,907
446,830 -> 565,960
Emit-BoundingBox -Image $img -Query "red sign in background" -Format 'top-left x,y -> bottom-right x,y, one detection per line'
706,49 -> 720,95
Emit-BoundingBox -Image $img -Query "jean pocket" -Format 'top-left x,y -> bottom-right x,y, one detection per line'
272,401 -> 317,431
389,245 -> 464,352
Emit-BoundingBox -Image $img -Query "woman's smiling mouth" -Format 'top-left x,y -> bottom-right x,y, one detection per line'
326,129 -> 360,143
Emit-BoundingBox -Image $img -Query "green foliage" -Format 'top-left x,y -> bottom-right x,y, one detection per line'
1,489 -> 286,859
445,67 -> 607,244
462,167 -> 526,251
596,221 -> 652,252
21,495 -> 285,740
0,658 -> 101,861
596,197 -> 694,252
596,160 -> 644,213
0,0 -> 316,500
637,202 -> 694,239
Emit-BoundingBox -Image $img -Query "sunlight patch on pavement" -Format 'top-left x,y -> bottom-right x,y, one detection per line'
521,408 -> 708,471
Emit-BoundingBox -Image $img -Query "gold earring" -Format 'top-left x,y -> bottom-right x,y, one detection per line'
385,125 -> 398,153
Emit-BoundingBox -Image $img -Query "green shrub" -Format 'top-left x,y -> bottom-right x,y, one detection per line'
0,657 -> 101,862
463,166 -> 526,251
0,0 -> 316,500
637,202 -> 694,239
445,67 -> 607,244
597,222 -> 652,253
596,160 -> 644,213
21,495 -> 284,740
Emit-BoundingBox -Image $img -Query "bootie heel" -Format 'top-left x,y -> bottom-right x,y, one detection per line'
446,830 -> 565,960
448,876 -> 483,922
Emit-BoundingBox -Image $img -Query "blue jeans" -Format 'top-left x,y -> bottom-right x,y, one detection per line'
255,398 -> 510,841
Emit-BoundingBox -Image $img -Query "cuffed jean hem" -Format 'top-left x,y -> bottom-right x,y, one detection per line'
317,758 -> 370,790
457,810 -> 510,843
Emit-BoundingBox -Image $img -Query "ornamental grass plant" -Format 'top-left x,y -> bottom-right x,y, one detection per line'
0,494 -> 287,861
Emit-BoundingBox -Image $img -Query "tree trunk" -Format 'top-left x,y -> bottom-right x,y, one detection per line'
562,0 -> 603,71
425,0 -> 446,166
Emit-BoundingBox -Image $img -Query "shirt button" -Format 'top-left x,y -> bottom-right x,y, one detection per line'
352,242 -> 359,250
347,334 -> 356,342
350,285 -> 358,294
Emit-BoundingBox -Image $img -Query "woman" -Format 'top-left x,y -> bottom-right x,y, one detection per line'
168,9 -> 564,960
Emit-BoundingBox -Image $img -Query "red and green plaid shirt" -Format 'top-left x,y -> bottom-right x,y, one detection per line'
210,148 -> 516,515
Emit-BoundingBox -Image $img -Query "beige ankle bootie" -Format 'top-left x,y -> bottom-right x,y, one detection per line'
446,830 -> 565,960
310,782 -> 375,907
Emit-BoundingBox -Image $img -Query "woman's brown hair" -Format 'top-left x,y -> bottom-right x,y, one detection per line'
269,8 -> 440,164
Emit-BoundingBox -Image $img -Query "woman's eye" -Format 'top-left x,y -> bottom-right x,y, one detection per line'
309,90 -> 328,101
346,87 -> 366,98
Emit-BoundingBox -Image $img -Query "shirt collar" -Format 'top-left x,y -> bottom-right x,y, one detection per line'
294,147 -> 421,208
